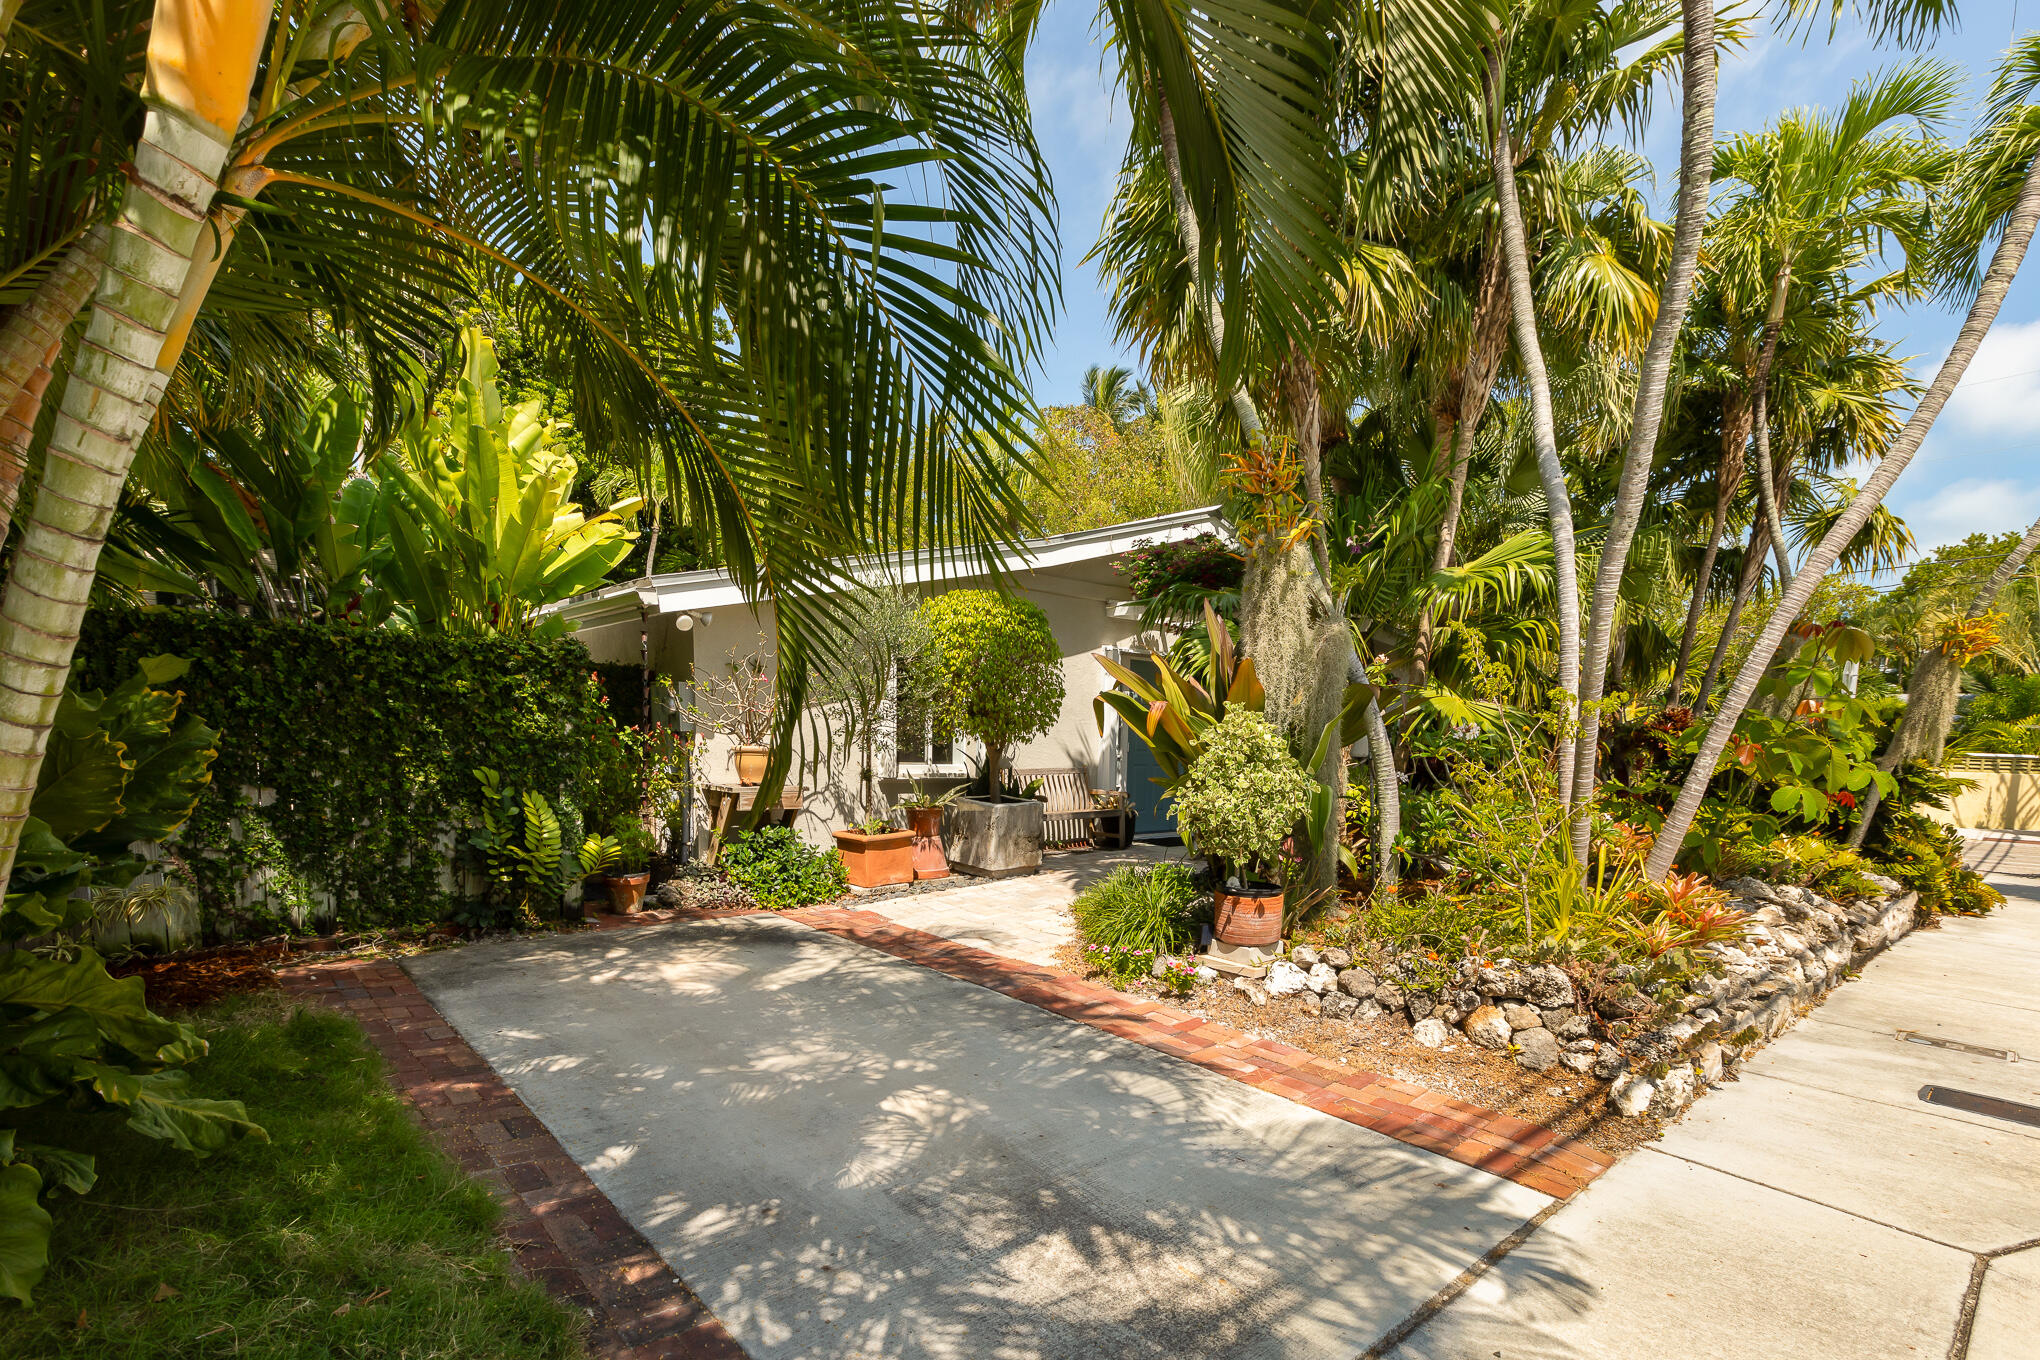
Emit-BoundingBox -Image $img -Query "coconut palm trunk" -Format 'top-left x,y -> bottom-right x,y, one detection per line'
1486,42 -> 1582,808
1669,393 -> 1752,702
1646,152 -> 2040,883
1847,509 -> 2040,849
1569,0 -> 1717,856
0,0 -> 272,893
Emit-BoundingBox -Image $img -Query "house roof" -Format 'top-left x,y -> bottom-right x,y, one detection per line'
547,505 -> 1229,630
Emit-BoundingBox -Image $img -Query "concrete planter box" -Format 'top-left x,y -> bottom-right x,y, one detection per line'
943,796 -> 1044,878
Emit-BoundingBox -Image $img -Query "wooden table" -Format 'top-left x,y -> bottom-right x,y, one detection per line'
701,783 -> 804,865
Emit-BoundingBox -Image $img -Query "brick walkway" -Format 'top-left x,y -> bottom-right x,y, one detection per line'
282,900 -> 1611,1357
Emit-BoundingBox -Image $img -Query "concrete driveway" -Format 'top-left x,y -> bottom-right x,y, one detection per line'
407,914 -> 1551,1360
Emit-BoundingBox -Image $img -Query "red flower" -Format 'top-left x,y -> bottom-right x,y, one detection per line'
1829,790 -> 1857,809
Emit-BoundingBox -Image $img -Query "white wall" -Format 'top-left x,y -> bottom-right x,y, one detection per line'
563,557 -> 1154,851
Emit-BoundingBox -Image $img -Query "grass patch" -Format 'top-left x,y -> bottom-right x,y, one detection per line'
0,994 -> 583,1360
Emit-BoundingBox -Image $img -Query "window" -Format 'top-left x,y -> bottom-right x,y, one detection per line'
895,670 -> 954,767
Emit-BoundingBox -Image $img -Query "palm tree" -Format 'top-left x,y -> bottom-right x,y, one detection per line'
0,0 -> 1059,894
1081,364 -> 1152,430
1645,37 -> 2040,881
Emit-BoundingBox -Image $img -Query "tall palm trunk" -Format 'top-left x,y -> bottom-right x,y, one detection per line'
1669,393 -> 1751,702
1646,153 -> 2040,882
1847,510 -> 2040,849
1415,244 -> 1509,684
0,230 -> 111,543
1486,43 -> 1581,809
1569,0 -> 1717,855
1746,261 -> 1795,580
0,0 -> 272,893
1695,515 -> 1769,712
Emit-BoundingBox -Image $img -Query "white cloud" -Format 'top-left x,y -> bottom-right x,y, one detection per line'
1888,477 -> 2040,553
1940,317 -> 2040,439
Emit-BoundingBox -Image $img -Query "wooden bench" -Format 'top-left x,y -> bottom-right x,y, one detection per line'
1014,767 -> 1135,849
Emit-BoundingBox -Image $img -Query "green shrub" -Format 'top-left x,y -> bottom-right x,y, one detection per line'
719,826 -> 847,909
921,590 -> 1064,791
1071,863 -> 1203,955
1171,709 -> 1313,882
74,609 -> 614,933
1870,813 -> 2003,916
1757,834 -> 1884,901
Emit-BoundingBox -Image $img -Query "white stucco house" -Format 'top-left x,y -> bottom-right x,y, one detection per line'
547,506 -> 1227,853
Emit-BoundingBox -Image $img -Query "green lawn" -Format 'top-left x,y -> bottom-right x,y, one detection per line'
1,994 -> 584,1359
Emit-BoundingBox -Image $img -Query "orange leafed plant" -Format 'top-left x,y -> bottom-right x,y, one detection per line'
1220,436 -> 1317,553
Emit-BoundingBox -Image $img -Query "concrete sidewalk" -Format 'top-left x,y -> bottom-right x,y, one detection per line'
1386,838 -> 2040,1360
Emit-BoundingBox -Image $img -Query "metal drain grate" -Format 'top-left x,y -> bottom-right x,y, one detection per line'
1896,1030 -> 2020,1062
1918,1086 -> 2040,1129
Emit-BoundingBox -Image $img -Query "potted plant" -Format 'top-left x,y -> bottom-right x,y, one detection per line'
810,588 -> 941,823
683,649 -> 778,784
922,590 -> 1065,877
1170,708 -> 1314,948
895,781 -> 961,879
604,825 -> 657,912
831,815 -> 917,888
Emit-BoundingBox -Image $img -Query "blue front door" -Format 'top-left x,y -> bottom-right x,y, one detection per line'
1117,655 -> 1179,841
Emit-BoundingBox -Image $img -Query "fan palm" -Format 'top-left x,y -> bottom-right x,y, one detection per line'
0,0 -> 1059,893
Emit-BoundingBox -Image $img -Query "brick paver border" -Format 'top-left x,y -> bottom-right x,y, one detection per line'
278,896 -> 1611,1356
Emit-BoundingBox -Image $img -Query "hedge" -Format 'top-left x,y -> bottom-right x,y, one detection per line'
75,609 -> 616,936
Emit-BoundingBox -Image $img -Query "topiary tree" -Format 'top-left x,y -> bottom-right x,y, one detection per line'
922,590 -> 1064,801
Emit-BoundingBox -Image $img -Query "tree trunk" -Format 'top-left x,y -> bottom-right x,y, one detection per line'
1669,392 -> 1751,703
1695,516 -> 1769,713
1158,90 -> 1365,899
1487,43 -> 1581,809
1568,0 -> 1717,856
1646,153 -> 2040,883
0,1 -> 271,894
1847,509 -> 2040,848
1415,243 -> 1509,683
1747,262 -> 1796,582
1363,693 -> 1398,887
0,230 -> 111,544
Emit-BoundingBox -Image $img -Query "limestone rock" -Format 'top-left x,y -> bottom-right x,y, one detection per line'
1306,962 -> 1338,995
1464,1004 -> 1512,1050
1150,954 -> 1178,979
1650,1065 -> 1698,1116
1354,999 -> 1385,1022
1292,945 -> 1321,968
1522,964 -> 1575,1009
1515,1027 -> 1561,1072
1412,1018 -> 1451,1049
1322,947 -> 1353,970
1441,989 -> 1482,1025
1336,967 -> 1379,999
1559,1047 -> 1596,1073
1722,877 -> 1779,902
1591,1045 -> 1629,1081
1475,967 -> 1528,999
1406,991 -> 1437,1023
1322,991 -> 1359,1020
1550,1011 -> 1592,1042
1695,1041 -> 1724,1084
1233,977 -> 1269,1005
1501,1002 -> 1543,1030
1300,991 -> 1322,1017
1611,1073 -> 1656,1117
1373,981 -> 1406,1010
1265,961 -> 1309,996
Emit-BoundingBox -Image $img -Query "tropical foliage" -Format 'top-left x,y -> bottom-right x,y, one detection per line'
922,591 -> 1066,793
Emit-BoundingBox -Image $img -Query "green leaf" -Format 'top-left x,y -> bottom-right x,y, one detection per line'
1769,786 -> 1801,812
0,951 -> 197,1066
84,1066 -> 265,1154
0,1162 -> 51,1303
17,1145 -> 96,1197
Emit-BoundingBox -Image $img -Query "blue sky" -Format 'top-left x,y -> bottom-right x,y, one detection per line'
1018,3 -> 2040,561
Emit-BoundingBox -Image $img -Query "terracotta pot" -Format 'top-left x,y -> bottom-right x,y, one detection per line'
733,745 -> 771,785
832,828 -> 915,888
1213,884 -> 1284,947
605,871 -> 651,914
906,805 -> 950,880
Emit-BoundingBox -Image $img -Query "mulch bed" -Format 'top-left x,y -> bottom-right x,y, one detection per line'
110,930 -> 462,1013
